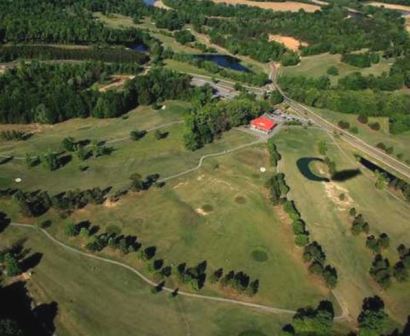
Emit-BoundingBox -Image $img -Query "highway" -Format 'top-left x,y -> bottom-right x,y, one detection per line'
270,64 -> 410,181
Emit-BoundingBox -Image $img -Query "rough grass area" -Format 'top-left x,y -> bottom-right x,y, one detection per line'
282,52 -> 392,85
0,227 -> 290,336
275,127 -> 410,323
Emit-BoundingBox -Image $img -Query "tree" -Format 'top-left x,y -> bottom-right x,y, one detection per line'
0,318 -> 25,336
42,151 -> 59,171
326,66 -> 338,76
62,137 -> 77,152
130,129 -> 146,141
358,114 -> 368,124
4,253 -> 22,276
288,301 -> 335,336
270,90 -> 284,105
318,140 -> 328,156
357,296 -> 388,336
64,222 -> 78,237
129,173 -> 144,192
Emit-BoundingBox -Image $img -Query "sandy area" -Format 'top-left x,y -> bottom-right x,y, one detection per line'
195,208 -> 209,216
269,34 -> 308,51
99,75 -> 135,92
323,181 -> 353,211
211,0 -> 321,12
367,2 -> 410,12
154,0 -> 170,9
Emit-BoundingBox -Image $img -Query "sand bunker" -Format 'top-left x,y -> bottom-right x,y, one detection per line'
269,34 -> 308,51
211,0 -> 321,12
323,181 -> 353,211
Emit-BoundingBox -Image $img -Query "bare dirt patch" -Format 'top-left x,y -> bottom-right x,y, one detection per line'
99,75 -> 135,92
269,34 -> 308,51
211,0 -> 321,12
323,181 -> 353,211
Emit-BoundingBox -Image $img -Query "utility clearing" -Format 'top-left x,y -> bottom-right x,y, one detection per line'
211,0 -> 321,12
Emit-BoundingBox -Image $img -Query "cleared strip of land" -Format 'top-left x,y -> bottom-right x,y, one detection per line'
211,0 -> 321,12
269,34 -> 308,51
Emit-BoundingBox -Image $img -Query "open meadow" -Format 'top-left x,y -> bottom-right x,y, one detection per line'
275,127 -> 410,322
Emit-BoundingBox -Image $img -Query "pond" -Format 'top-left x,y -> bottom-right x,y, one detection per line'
194,54 -> 250,72
143,0 -> 157,5
129,43 -> 149,52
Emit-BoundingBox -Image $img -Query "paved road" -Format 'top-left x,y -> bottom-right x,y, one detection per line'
270,64 -> 410,181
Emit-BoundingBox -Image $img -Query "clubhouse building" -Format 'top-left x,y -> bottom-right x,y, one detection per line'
250,115 -> 277,134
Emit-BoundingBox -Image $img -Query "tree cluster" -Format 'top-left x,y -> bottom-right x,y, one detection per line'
281,300 -> 335,336
183,95 -> 269,150
303,242 -> 338,288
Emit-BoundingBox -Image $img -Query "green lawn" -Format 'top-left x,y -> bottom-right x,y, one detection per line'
0,130 -> 349,334
282,53 -> 392,85
1,226 -> 292,336
275,127 -> 410,323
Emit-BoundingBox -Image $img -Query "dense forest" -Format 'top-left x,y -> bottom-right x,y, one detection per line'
0,62 -> 195,124
0,0 -> 150,44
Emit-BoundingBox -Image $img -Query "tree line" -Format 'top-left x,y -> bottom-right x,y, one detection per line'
0,45 -> 149,64
265,140 -> 338,288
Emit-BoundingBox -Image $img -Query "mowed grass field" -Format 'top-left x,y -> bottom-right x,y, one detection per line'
282,52 -> 392,85
1,227 -> 291,336
275,127 -> 410,322
45,143 -> 330,310
0,101 -> 256,194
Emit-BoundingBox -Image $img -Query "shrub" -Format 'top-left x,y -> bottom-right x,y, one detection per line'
326,66 -> 339,76
338,120 -> 350,129
369,122 -> 381,131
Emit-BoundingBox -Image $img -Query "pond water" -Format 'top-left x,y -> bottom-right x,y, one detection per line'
194,54 -> 249,72
130,43 -> 149,52
296,157 -> 330,182
358,156 -> 396,181
143,0 -> 156,5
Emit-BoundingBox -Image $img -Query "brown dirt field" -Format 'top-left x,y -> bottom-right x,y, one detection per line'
367,1 -> 410,12
211,0 -> 321,12
99,75 -> 135,92
269,34 -> 308,51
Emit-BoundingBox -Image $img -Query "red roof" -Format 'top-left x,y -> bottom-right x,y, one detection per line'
251,116 -> 276,131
